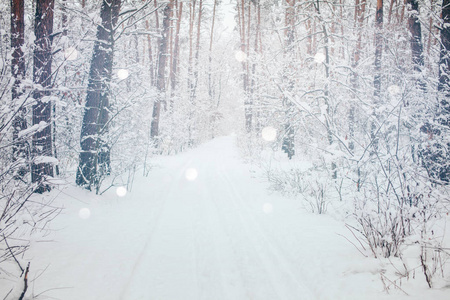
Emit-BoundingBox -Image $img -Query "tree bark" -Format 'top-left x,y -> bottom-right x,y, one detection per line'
238,0 -> 252,132
32,0 -> 55,193
208,0 -> 217,101
349,0 -> 366,151
171,1 -> 182,92
190,0 -> 202,100
150,1 -> 173,140
439,0 -> 450,102
434,0 -> 450,182
407,0 -> 424,71
282,0 -> 296,159
76,0 -> 121,190
374,0 -> 383,100
187,0 -> 196,102
11,0 -> 27,163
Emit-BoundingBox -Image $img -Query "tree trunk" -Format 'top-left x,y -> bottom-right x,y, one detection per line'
238,0 -> 252,132
282,0 -> 296,159
439,0 -> 450,100
145,19 -> 155,86
76,0 -> 121,190
188,0 -> 196,102
208,0 -> 217,101
171,1 -> 182,92
349,0 -> 366,152
189,0 -> 202,101
374,0 -> 383,100
32,0 -> 55,193
407,0 -> 424,71
434,0 -> 450,183
150,1 -> 173,140
11,0 -> 27,164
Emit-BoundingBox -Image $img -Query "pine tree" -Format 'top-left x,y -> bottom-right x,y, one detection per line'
150,0 -> 173,141
11,0 -> 27,165
76,0 -> 121,190
32,0 -> 55,193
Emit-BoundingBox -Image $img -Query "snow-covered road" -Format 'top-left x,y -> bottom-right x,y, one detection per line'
17,136 -> 436,299
120,137 -> 317,299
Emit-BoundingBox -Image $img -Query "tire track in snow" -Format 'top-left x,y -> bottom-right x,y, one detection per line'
217,160 -> 318,300
119,159 -> 195,299
189,169 -> 226,300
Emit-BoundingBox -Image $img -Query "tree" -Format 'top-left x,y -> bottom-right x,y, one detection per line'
170,0 -> 183,93
432,0 -> 450,183
281,0 -> 296,159
349,0 -> 366,152
407,0 -> 424,71
374,0 -> 383,100
150,0 -> 173,141
439,0 -> 450,124
11,0 -> 27,164
32,0 -> 55,193
76,0 -> 121,190
237,0 -> 252,133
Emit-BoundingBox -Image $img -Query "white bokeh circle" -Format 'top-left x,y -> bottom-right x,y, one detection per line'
79,208 -> 91,219
64,47 -> 78,61
262,126 -> 277,142
116,186 -> 127,197
185,168 -> 198,181
388,85 -> 401,96
117,69 -> 129,80
314,52 -> 326,64
235,51 -> 247,62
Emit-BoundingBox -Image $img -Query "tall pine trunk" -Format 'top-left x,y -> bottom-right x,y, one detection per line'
371,0 -> 383,152
434,0 -> 450,183
349,0 -> 366,153
76,0 -> 121,190
32,0 -> 55,193
11,0 -> 27,164
171,1 -> 183,92
150,1 -> 173,140
407,0 -> 424,72
281,0 -> 296,159
374,0 -> 383,100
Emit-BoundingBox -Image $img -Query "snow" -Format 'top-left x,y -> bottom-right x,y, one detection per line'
33,156 -> 59,165
18,121 -> 48,138
3,136 -> 449,300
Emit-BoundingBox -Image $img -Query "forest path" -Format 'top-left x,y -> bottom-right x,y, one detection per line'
114,136 -> 382,300
24,136 -> 395,300
119,136 -> 317,299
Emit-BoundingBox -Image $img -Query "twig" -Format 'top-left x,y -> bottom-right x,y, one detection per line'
345,223 -> 367,251
336,233 -> 368,257
18,262 -> 30,300
34,286 -> 74,299
420,254 -> 432,288
380,273 -> 409,296
2,288 -> 13,300
2,234 -> 24,273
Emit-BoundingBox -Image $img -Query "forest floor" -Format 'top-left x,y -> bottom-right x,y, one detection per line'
3,136 -> 449,299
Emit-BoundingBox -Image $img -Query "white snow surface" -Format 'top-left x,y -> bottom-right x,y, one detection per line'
6,136 -> 449,300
